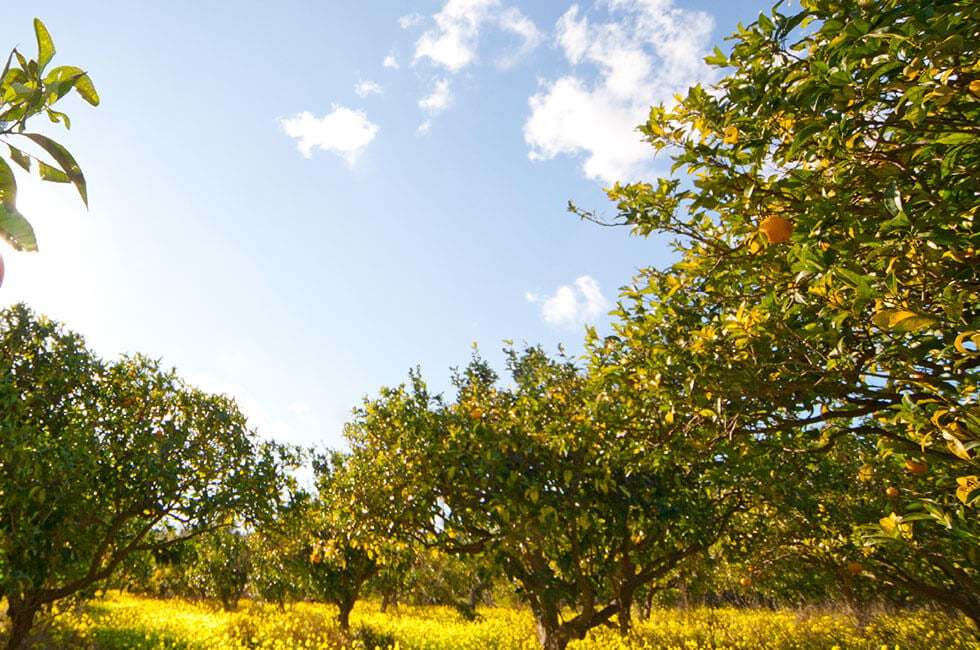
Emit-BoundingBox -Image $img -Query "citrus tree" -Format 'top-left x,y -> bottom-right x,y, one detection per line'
302,451 -> 387,632
580,0 -> 978,626
0,304 -> 289,649
0,19 -> 98,283
344,346 -> 744,650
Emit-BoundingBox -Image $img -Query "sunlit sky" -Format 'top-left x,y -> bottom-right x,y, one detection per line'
1,0 -> 774,450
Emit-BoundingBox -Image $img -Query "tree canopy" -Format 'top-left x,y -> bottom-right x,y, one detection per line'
582,0 -> 979,627
0,304 -> 289,649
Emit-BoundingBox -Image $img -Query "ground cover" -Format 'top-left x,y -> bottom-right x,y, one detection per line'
9,592 -> 978,649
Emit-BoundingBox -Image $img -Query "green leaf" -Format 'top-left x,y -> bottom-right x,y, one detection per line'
935,133 -> 971,145
0,50 -> 14,92
8,145 -> 31,171
41,66 -> 82,102
38,161 -> 70,183
34,20 -> 56,72
705,46 -> 728,66
22,133 -> 87,205
0,202 -> 38,251
871,309 -> 937,332
71,72 -> 99,106
0,158 -> 17,205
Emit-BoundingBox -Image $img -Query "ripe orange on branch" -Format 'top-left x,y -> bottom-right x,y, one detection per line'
759,216 -> 793,243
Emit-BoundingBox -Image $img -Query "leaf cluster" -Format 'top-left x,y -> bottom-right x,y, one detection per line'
0,19 -> 98,254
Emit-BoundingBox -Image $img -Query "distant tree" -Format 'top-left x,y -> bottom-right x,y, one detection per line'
247,499 -> 310,609
0,304 -> 289,649
185,525 -> 253,611
576,0 -> 978,628
0,19 -> 99,284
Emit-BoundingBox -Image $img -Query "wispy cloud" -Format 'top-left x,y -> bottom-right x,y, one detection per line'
354,80 -> 384,98
280,107 -> 380,166
399,13 -> 425,29
412,0 -> 541,72
383,53 -> 399,69
418,78 -> 453,115
524,0 -> 715,183
526,276 -> 608,329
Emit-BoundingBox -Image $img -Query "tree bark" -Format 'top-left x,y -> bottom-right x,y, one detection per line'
534,616 -> 571,650
337,597 -> 354,631
616,580 -> 637,636
5,594 -> 41,650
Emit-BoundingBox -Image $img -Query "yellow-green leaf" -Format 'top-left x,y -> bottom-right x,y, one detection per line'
872,309 -> 936,332
34,19 -> 56,71
956,476 -> 979,505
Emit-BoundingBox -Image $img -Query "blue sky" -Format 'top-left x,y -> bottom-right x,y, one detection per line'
1,0 -> 775,450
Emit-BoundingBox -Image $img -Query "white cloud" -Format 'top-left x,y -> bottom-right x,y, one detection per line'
354,80 -> 383,97
399,13 -> 425,29
418,78 -> 453,115
280,107 -> 380,166
524,0 -> 715,184
412,0 -> 541,72
526,276 -> 608,329
417,120 -> 433,135
494,6 -> 542,68
383,54 -> 400,69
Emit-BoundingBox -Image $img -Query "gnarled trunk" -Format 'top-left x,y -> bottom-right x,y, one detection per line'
534,609 -> 572,650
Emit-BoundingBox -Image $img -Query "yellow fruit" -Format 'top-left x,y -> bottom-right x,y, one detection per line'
847,562 -> 863,575
759,216 -> 793,243
886,486 -> 899,498
905,460 -> 928,475
739,577 -> 751,586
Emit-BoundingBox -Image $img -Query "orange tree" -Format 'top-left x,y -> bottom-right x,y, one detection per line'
0,19 -> 98,282
301,450 -> 387,632
0,304 -> 289,649
344,346 -> 744,650
579,0 -> 978,627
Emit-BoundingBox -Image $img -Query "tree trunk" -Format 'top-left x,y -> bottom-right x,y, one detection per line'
337,600 -> 353,631
380,588 -> 394,613
5,594 -> 41,650
616,581 -> 637,636
535,618 -> 571,650
530,597 -> 570,650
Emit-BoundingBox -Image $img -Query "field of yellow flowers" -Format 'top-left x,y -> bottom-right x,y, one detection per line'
14,592 -> 980,649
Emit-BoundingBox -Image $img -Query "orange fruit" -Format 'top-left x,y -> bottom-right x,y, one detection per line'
905,460 -> 928,475
759,216 -> 793,243
739,577 -> 751,586
847,562 -> 863,575
886,486 -> 899,498
470,408 -> 482,421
